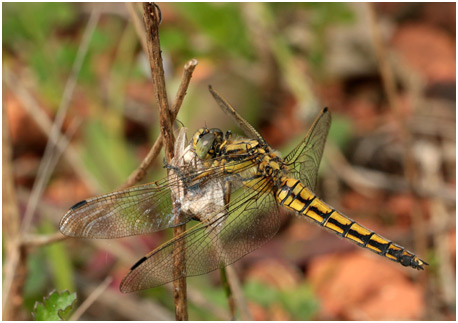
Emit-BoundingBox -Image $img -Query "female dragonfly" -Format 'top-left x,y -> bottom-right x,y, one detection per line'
60,86 -> 427,292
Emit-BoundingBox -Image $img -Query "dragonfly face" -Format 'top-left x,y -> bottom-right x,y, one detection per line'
59,86 -> 427,293
192,127 -> 225,159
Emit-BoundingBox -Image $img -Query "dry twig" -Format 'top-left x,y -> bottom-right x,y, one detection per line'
142,3 -> 188,320
119,58 -> 198,190
21,232 -> 68,248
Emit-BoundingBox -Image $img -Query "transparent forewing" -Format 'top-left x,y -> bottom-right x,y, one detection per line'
208,86 -> 266,144
120,177 -> 281,292
284,108 -> 331,191
59,179 -> 180,238
60,151 -> 256,239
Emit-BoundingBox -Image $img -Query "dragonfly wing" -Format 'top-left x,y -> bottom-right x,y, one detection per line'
284,107 -> 331,191
208,86 -> 267,144
60,141 -> 257,239
120,177 -> 281,292
59,179 -> 188,239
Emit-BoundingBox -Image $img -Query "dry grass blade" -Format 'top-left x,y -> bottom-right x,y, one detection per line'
21,8 -> 101,234
126,3 -> 148,57
77,274 -> 174,320
69,277 -> 113,321
2,67 -> 101,193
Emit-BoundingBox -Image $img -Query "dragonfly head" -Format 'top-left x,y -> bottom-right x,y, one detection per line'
192,128 -> 224,159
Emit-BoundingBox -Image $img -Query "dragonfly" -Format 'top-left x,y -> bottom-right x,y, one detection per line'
60,86 -> 427,293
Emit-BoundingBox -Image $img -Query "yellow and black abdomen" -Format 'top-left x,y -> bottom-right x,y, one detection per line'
275,177 -> 427,270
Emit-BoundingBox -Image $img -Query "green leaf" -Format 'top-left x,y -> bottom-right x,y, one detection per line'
32,290 -> 77,321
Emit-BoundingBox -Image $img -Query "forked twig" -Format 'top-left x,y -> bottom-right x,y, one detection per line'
142,3 -> 188,320
118,58 -> 198,190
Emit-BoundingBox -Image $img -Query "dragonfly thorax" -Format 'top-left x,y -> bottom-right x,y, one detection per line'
192,127 -> 288,183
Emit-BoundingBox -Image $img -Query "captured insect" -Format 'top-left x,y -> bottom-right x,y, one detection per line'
60,86 -> 427,292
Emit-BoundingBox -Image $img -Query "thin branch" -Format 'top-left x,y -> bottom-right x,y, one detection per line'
69,276 -> 113,321
225,266 -> 252,320
21,232 -> 67,248
2,104 -> 27,320
22,9 -> 101,234
219,266 -> 235,319
218,183 -> 252,320
142,3 -> 188,320
118,58 -> 198,190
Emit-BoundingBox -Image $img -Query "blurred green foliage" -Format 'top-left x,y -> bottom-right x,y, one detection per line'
82,119 -> 137,190
22,220 -> 75,315
3,3 -> 76,46
41,221 -> 75,293
294,2 -> 355,71
244,279 -> 319,320
24,249 -> 49,312
328,114 -> 353,150
172,3 -> 254,60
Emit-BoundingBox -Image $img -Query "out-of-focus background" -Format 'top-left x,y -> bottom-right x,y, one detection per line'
3,2 -> 455,320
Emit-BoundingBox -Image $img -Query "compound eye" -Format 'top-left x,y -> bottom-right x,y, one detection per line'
195,132 -> 215,159
192,128 -> 209,147
209,128 -> 223,138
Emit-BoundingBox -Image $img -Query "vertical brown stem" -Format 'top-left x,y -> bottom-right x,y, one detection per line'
2,106 -> 27,320
142,3 -> 188,320
220,184 -> 236,319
